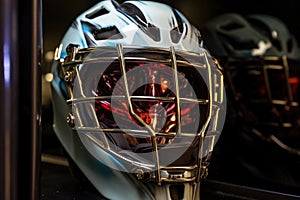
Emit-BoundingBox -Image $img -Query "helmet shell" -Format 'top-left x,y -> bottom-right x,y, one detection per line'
201,13 -> 300,59
51,1 -> 216,199
57,0 -> 203,59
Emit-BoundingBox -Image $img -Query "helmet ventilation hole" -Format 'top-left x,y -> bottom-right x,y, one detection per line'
85,7 -> 109,19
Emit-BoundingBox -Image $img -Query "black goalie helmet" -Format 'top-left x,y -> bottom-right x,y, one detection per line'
201,13 -> 300,155
51,1 -> 226,199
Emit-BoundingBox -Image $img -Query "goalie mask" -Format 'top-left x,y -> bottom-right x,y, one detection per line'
201,13 -> 300,157
51,1 -> 226,199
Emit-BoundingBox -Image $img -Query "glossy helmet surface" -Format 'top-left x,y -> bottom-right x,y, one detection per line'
51,1 -> 226,199
201,13 -> 300,155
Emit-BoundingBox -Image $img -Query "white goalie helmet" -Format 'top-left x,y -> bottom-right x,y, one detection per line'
51,1 -> 226,199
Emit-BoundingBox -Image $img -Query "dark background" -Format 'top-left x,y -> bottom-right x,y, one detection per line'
40,0 -> 300,199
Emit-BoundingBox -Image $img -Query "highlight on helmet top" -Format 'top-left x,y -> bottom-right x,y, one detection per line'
51,1 -> 226,199
201,13 -> 300,189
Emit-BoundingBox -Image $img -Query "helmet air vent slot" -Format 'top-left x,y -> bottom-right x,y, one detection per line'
93,26 -> 123,40
85,7 -> 109,19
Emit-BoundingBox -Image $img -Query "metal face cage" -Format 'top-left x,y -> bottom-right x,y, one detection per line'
224,56 -> 300,154
54,43 -> 225,184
